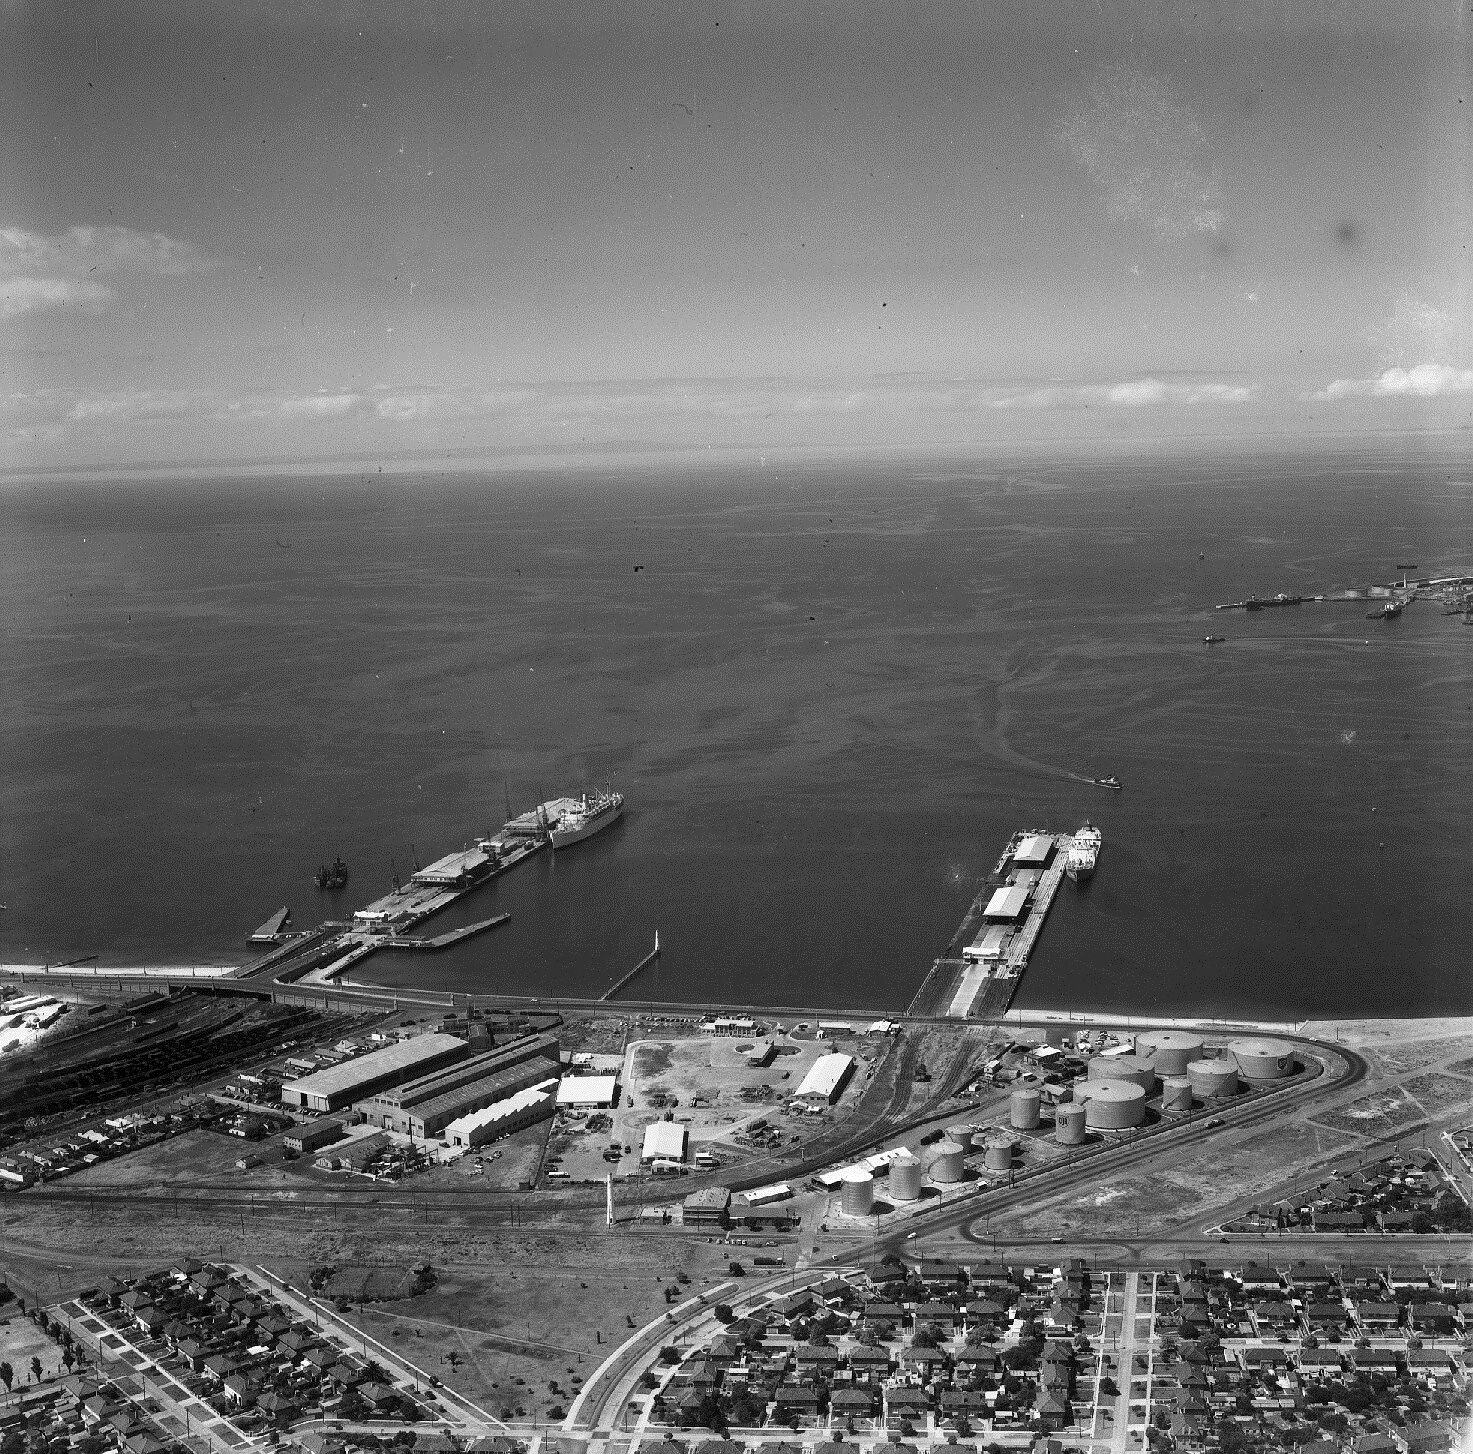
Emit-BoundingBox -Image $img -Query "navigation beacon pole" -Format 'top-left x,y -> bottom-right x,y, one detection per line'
606,1172 -> 614,1228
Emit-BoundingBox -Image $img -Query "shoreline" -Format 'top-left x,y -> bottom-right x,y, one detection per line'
3,961 -> 1471,1045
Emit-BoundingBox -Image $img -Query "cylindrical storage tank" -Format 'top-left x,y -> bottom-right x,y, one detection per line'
1160,1076 -> 1194,1115
1087,1054 -> 1158,1092
1083,1081 -> 1146,1130
1187,1057 -> 1239,1100
928,1140 -> 966,1184
889,1153 -> 922,1202
1137,1030 -> 1205,1077
984,1138 -> 1013,1172
946,1124 -> 975,1153
1055,1104 -> 1087,1145
839,1168 -> 874,1217
1010,1088 -> 1042,1131
1229,1037 -> 1297,1081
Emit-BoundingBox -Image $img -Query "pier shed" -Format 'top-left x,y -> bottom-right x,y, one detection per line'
983,885 -> 1030,921
962,924 -> 1010,964
412,845 -> 496,888
1012,834 -> 1054,867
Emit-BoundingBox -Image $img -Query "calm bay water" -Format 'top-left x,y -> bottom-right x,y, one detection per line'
1,450 -> 1469,1019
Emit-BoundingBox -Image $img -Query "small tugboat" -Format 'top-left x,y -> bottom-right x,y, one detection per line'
1096,776 -> 1123,792
314,855 -> 349,892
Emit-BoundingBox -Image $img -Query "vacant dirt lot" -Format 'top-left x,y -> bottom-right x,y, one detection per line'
61,1128 -> 264,1190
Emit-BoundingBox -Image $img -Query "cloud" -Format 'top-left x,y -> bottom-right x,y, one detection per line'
67,389 -> 210,423
0,224 -> 215,317
1,276 -> 115,318
1314,363 -> 1473,401
0,225 -> 213,279
1059,68 -> 1225,239
992,377 -> 1257,410
276,392 -> 361,420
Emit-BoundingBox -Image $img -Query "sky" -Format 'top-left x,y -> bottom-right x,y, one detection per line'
2,0 -> 1470,475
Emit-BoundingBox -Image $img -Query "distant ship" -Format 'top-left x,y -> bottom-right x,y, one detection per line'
1065,823 -> 1102,881
1096,776 -> 1123,792
546,789 -> 624,848
314,856 -> 349,892
1367,600 -> 1403,620
1203,635 -> 1226,645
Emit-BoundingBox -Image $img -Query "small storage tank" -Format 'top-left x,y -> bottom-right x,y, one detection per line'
839,1167 -> 875,1217
984,1137 -> 1014,1172
1055,1104 -> 1087,1145
1010,1087 -> 1042,1130
1187,1057 -> 1239,1100
946,1124 -> 975,1153
1137,1030 -> 1205,1076
1087,1053 -> 1158,1092
1229,1037 -> 1297,1081
1160,1076 -> 1194,1115
928,1139 -> 966,1183
889,1152 -> 922,1202
1083,1080 -> 1146,1130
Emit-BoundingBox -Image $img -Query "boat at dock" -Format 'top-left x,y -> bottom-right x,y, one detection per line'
1064,823 -> 1102,881
1367,600 -> 1404,620
546,789 -> 624,848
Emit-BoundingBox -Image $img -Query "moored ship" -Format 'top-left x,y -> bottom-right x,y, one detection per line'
546,789 -> 624,848
1064,823 -> 1102,881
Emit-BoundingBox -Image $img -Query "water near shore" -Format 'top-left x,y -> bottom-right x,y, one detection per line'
2,450 -> 1469,1019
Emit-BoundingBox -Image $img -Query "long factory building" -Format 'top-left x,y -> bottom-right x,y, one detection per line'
280,1033 -> 470,1113
356,1032 -> 562,1139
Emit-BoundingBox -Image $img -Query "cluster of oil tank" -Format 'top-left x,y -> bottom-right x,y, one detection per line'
1028,1031 -> 1298,1132
836,1032 -> 1298,1214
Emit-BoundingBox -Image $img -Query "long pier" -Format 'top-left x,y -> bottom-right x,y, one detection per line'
600,931 -> 661,1002
378,913 -> 510,951
908,828 -> 1082,1021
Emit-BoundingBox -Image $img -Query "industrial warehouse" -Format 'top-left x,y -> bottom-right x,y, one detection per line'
355,1032 -> 561,1137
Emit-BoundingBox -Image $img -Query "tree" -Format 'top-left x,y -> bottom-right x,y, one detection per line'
713,1305 -> 734,1324
62,1349 -> 75,1374
29,1358 -> 41,1385
0,1363 -> 11,1392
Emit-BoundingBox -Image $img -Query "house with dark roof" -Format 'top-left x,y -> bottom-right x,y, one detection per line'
1033,1388 -> 1069,1430
1347,1347 -> 1401,1373
772,1384 -> 822,1421
828,1387 -> 877,1420
1408,1302 -> 1458,1335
